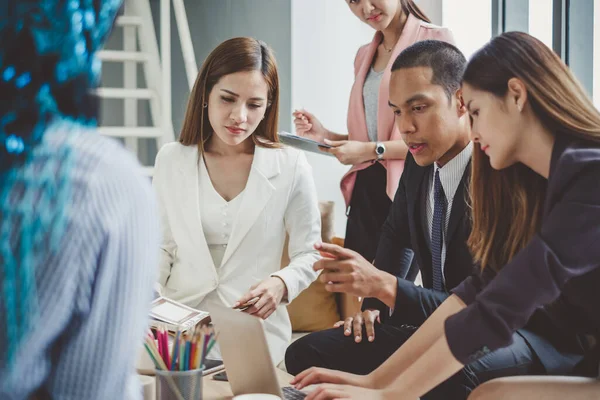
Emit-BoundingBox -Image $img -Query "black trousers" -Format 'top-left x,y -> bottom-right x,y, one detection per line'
285,324 -> 544,400
344,162 -> 391,262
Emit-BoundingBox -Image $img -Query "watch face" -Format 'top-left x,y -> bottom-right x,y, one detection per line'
376,144 -> 384,155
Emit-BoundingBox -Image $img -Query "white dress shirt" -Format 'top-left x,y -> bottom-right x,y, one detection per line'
425,142 -> 473,282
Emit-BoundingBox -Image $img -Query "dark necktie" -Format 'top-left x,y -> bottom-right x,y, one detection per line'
431,169 -> 446,291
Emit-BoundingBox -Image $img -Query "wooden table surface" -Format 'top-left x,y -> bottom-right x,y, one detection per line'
202,368 -> 294,399
141,368 -> 295,400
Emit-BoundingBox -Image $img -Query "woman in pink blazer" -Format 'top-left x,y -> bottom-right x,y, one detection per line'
294,0 -> 454,261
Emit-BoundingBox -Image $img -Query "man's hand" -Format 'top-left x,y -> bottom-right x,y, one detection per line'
333,309 -> 381,343
313,243 -> 397,307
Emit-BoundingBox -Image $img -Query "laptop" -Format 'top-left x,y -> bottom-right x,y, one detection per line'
210,306 -> 307,400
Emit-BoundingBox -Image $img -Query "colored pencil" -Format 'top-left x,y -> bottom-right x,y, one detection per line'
189,340 -> 197,370
185,340 -> 192,371
161,326 -> 170,367
179,335 -> 185,371
170,329 -> 181,371
193,334 -> 202,369
196,333 -> 205,370
144,342 -> 163,369
143,337 -> 185,400
203,333 -> 217,367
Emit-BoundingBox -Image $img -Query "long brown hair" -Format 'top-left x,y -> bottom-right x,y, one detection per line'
463,31 -> 600,272
179,37 -> 280,151
401,0 -> 431,23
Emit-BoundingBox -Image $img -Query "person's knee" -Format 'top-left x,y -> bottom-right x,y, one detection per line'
422,367 -> 475,400
285,335 -> 317,376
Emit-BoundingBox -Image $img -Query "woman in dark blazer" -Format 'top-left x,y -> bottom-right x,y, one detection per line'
291,31 -> 600,400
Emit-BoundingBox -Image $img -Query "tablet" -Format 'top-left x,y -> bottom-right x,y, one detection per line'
149,296 -> 210,332
278,131 -> 333,156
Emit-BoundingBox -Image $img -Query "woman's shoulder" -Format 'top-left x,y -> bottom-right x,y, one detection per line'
351,30 -> 378,67
554,134 -> 600,169
44,124 -> 146,181
414,19 -> 455,44
256,145 -> 311,177
40,125 -> 156,232
156,141 -> 194,162
551,134 -> 600,202
356,42 -> 372,57
64,130 -> 154,201
263,144 -> 304,164
416,19 -> 443,30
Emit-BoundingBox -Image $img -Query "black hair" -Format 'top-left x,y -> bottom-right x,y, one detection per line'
391,40 -> 466,100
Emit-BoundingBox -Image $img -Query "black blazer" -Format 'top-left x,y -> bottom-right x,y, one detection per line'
446,134 -> 600,375
362,153 -> 475,326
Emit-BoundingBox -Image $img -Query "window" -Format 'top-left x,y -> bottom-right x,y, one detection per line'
594,0 -> 600,107
528,0 -> 553,49
442,0 -> 492,59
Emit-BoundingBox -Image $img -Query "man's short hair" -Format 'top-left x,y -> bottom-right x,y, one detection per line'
391,40 -> 466,99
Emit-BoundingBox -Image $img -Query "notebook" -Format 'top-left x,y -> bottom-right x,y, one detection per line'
149,296 -> 210,333
278,131 -> 333,156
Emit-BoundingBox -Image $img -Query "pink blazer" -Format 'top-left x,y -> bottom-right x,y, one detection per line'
340,14 -> 455,208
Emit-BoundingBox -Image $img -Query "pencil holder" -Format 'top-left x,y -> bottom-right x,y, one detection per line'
156,367 -> 205,400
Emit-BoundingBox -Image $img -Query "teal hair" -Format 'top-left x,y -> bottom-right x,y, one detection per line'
0,0 -> 122,366
0,120 -> 77,364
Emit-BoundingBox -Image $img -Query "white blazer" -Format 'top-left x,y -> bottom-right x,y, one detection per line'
153,142 -> 321,363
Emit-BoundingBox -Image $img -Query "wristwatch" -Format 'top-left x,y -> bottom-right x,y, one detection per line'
375,142 -> 386,160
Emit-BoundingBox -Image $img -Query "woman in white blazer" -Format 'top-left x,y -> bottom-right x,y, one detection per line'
152,37 -> 321,364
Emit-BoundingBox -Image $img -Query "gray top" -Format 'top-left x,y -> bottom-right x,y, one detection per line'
363,67 -> 385,142
0,123 -> 159,400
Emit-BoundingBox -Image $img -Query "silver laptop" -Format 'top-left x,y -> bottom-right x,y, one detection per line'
210,306 -> 306,400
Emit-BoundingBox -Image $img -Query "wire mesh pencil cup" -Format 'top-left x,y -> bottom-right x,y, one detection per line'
155,366 -> 205,400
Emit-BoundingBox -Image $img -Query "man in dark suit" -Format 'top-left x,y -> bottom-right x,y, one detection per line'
285,41 -> 544,399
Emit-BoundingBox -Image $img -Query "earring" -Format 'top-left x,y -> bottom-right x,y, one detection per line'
203,103 -> 208,108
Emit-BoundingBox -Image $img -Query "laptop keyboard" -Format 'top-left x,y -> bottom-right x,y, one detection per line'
282,386 -> 307,399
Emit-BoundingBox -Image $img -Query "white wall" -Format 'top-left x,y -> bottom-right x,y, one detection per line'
291,0 -> 373,236
416,0 -> 443,25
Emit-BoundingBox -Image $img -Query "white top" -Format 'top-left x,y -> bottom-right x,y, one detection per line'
198,159 -> 245,268
425,142 -> 473,281
153,143 -> 321,364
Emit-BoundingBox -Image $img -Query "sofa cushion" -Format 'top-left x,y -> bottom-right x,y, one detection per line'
284,201 -> 340,331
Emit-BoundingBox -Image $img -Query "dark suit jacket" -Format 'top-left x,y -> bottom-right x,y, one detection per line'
362,153 -> 475,326
447,133 -> 600,375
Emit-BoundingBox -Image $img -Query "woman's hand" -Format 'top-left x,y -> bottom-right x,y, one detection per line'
234,277 -> 287,319
293,109 -> 329,143
291,367 -> 373,390
305,385 -> 392,400
322,139 -> 375,165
